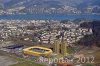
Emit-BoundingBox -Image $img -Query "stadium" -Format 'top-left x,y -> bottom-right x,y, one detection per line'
23,46 -> 53,56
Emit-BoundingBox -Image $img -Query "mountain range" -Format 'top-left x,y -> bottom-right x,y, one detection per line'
0,0 -> 100,14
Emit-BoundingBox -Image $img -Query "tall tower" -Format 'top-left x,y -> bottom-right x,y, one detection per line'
54,39 -> 67,56
61,40 -> 67,56
54,39 -> 60,54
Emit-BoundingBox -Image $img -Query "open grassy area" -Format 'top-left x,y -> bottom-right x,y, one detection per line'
10,55 -> 44,66
83,63 -> 93,66
93,50 -> 100,64
79,47 -> 100,65
67,46 -> 74,54
0,53 -> 44,66
11,61 -> 44,66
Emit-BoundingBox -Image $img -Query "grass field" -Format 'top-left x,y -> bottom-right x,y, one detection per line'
0,53 -> 44,66
11,61 -> 44,66
80,47 -> 100,65
10,55 -> 44,66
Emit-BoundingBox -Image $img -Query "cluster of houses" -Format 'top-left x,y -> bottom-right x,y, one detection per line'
0,20 -> 93,46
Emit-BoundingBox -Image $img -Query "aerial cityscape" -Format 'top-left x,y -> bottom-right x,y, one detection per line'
0,0 -> 100,66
